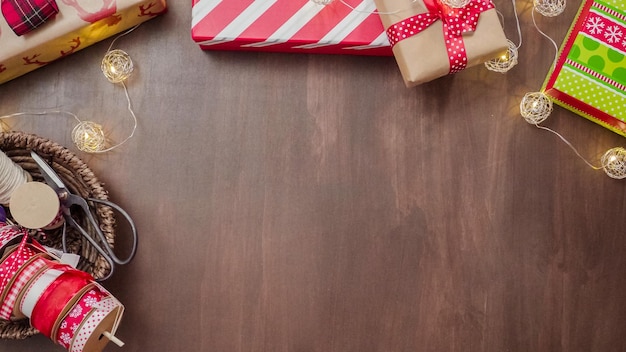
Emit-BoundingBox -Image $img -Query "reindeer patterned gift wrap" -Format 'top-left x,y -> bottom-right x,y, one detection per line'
0,0 -> 167,85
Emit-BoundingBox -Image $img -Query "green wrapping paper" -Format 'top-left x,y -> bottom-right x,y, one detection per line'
543,0 -> 626,136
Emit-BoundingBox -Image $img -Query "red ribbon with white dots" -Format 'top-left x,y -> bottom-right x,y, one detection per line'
385,0 -> 495,73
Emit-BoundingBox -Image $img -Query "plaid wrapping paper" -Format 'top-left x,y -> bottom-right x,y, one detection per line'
1,0 -> 59,36
0,0 -> 167,85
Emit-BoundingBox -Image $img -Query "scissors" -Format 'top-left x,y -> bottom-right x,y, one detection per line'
30,150 -> 137,281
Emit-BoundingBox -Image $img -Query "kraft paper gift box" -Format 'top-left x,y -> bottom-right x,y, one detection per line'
372,0 -> 508,87
0,0 -> 167,85
191,0 -> 393,56
543,0 -> 626,136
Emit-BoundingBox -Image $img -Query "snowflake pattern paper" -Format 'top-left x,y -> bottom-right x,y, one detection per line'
543,0 -> 626,136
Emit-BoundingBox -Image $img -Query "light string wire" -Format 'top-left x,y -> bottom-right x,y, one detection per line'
483,0 -> 521,72
496,0 -> 523,48
531,9 -> 559,68
525,4 -> 602,169
90,24 -> 143,153
0,25 -> 142,153
528,7 -> 603,168
522,1 -> 626,179
511,0 -> 523,49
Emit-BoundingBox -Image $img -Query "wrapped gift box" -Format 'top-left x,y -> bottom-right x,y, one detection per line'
0,0 -> 167,85
543,0 -> 626,136
191,0 -> 392,56
373,0 -> 508,87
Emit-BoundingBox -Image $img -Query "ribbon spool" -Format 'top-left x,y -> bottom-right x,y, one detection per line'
70,296 -> 124,352
9,182 -> 64,230
0,255 -> 47,320
0,234 -> 124,351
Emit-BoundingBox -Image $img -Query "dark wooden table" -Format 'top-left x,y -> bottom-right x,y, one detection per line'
1,0 -> 625,351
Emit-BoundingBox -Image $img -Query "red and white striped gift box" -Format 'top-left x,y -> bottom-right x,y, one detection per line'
191,0 -> 392,55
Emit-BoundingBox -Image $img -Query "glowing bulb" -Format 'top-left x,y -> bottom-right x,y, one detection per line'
601,147 -> 626,179
72,121 -> 107,153
534,0 -> 566,16
485,40 -> 518,73
531,101 -> 539,111
520,92 -> 553,124
101,49 -> 134,83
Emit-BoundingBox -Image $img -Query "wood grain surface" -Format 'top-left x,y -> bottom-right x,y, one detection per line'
1,0 -> 625,351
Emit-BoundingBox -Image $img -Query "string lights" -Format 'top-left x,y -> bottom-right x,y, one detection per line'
309,0 -> 626,179
489,0 -> 626,179
485,0 -> 522,72
0,25 -> 140,154
484,39 -> 519,72
519,91 -> 553,124
101,49 -> 134,84
533,0 -> 567,16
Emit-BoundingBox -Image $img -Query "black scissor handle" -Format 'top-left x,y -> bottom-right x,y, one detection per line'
87,197 -> 138,265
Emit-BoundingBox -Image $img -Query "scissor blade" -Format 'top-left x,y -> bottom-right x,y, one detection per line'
30,151 -> 66,191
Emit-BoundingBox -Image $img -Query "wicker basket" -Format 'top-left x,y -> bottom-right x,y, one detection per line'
0,131 -> 116,339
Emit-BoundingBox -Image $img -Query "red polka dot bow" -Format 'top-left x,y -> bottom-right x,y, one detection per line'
386,0 -> 494,73
1,0 -> 59,36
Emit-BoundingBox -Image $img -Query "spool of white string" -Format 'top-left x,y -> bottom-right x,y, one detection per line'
0,151 -> 30,204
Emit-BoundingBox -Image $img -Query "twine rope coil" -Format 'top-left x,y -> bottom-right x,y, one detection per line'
0,152 -> 30,204
0,131 -> 116,340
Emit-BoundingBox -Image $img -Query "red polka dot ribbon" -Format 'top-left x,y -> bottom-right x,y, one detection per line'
0,224 -> 25,252
0,235 -> 37,295
385,0 -> 495,73
70,296 -> 123,352
55,284 -> 107,349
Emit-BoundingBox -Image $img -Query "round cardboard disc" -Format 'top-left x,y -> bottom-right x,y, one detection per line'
9,182 -> 60,229
81,306 -> 124,352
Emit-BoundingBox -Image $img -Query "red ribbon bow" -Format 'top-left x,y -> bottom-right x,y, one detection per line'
386,0 -> 495,73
